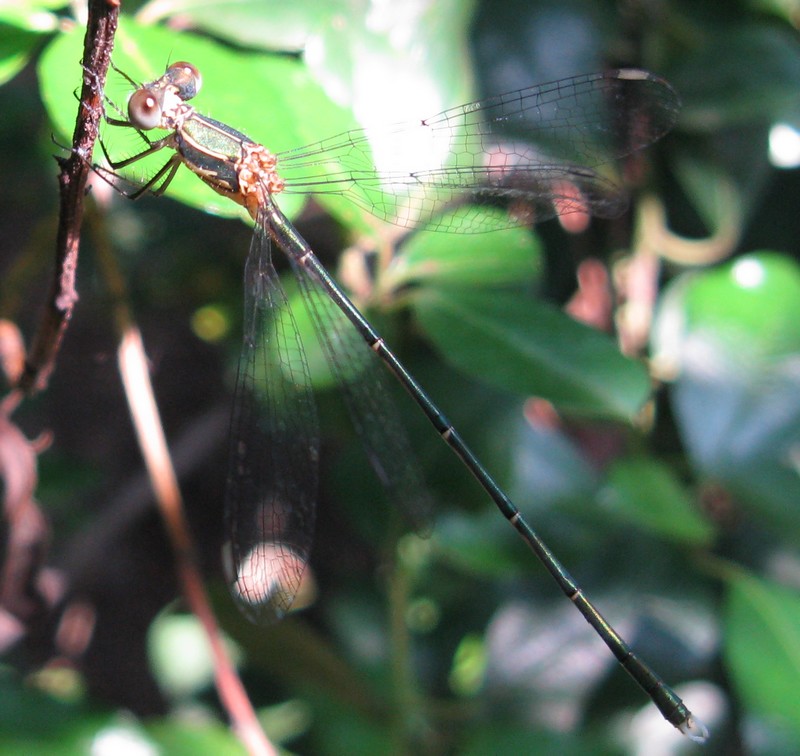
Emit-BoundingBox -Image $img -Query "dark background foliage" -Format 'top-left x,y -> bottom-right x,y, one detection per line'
2,0 -> 800,753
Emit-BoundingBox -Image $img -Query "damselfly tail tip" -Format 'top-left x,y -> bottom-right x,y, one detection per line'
679,715 -> 709,744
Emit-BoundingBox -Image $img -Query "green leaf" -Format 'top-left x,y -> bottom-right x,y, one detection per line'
672,25 -> 800,131
685,253 -> 800,358
750,0 -> 800,25
145,717 -> 247,754
147,612 -> 224,701
461,724 -> 607,756
385,210 -> 541,290
0,668 -> 112,754
654,253 -> 800,542
0,0 -> 60,31
654,252 -> 800,372
135,0 -> 336,51
670,369 -> 800,542
434,509 -> 525,577
0,21 -> 52,86
412,287 -> 651,420
288,0 -> 475,237
724,572 -> 800,737
600,457 -> 714,546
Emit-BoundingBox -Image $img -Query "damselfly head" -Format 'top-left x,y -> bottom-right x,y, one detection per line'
126,61 -> 202,131
163,61 -> 202,101
127,87 -> 164,130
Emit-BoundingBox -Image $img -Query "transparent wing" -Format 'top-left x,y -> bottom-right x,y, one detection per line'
223,218 -> 319,624
276,69 -> 680,233
289,246 -> 434,536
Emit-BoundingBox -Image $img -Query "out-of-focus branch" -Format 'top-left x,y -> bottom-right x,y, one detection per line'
0,390 -> 54,646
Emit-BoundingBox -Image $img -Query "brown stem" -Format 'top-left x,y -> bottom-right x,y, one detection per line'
18,0 -> 120,394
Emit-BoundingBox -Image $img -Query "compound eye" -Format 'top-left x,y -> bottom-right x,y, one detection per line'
128,88 -> 163,130
165,61 -> 202,100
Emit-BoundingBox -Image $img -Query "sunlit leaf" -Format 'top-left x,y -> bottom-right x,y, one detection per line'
0,19 -> 53,85
0,0 -> 60,31
386,210 -> 541,289
135,0 -> 335,51
413,287 -> 651,420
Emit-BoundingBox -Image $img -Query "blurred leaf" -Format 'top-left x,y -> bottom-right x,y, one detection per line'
222,612 -> 390,722
749,0 -> 800,23
0,0 -> 60,30
136,0 -> 333,51
671,150 -> 744,242
461,725 -> 609,756
297,0 -> 474,124
0,669 -> 111,754
480,597 -> 628,745
412,287 -> 651,420
255,700 -> 312,748
385,211 -> 541,289
655,253 -> 800,541
510,414 -> 598,512
0,22 -> 51,85
286,281 -> 338,390
0,633 -> 245,753
673,25 -> 800,131
654,252 -> 800,371
682,253 -> 800,358
471,0 -> 615,95
144,719 -> 246,754
724,571 -> 800,737
300,694 -> 393,755
147,611 -> 227,701
600,457 -> 714,546
268,273 -> 399,392
672,368 -> 800,541
434,508 -> 524,577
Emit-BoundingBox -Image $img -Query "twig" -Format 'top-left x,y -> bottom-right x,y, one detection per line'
0,0 -> 120,642
18,0 -> 120,394
117,328 -> 276,756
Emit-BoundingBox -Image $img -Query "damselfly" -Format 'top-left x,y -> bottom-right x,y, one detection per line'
98,60 -> 705,741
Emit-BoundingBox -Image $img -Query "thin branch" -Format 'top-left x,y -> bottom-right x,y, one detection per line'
18,0 -> 120,394
1,0 -> 120,649
117,328 -> 276,756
